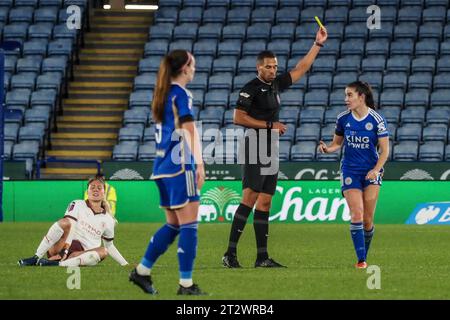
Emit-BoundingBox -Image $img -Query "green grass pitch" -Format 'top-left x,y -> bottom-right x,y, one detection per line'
2,222 -> 450,299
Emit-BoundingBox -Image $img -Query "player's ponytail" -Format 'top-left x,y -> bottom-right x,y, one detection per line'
346,81 -> 377,110
152,50 -> 192,123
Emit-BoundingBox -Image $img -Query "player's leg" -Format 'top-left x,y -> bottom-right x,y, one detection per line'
175,201 -> 206,295
344,188 -> 367,267
136,209 -> 180,277
223,186 -> 258,268
18,217 -> 71,266
40,247 -> 108,267
362,185 -> 380,261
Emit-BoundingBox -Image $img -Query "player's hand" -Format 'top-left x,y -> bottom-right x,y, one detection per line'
272,122 -> 287,135
318,141 -> 328,153
59,248 -> 69,261
196,164 -> 206,191
315,26 -> 328,45
366,169 -> 380,181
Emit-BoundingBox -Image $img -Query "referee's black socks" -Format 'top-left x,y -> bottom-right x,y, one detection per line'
226,203 -> 252,256
254,210 -> 269,261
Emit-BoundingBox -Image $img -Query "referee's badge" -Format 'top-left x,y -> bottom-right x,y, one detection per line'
345,177 -> 352,185
365,122 -> 373,130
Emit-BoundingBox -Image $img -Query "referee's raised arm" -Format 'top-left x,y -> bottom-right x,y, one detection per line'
289,27 -> 328,83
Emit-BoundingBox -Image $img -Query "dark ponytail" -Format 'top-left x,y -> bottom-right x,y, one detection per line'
152,50 -> 191,123
346,81 -> 376,109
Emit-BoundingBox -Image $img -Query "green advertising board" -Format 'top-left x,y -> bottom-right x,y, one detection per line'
3,180 -> 449,224
102,161 -> 450,181
3,161 -> 27,180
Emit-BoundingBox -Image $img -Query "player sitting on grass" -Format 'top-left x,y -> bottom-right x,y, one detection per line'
18,176 -> 128,267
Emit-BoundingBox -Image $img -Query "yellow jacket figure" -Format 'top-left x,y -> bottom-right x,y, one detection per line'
84,182 -> 117,216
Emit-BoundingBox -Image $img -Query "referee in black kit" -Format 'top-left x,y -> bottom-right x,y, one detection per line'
222,27 -> 328,268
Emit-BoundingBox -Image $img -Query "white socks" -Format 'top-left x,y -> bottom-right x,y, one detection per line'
35,222 -> 64,258
179,279 -> 193,288
136,263 -> 151,276
60,251 -> 101,267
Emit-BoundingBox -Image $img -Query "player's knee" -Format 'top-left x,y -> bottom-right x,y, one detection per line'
363,219 -> 373,230
257,201 -> 271,212
351,210 -> 364,221
98,247 -> 108,260
242,192 -> 258,207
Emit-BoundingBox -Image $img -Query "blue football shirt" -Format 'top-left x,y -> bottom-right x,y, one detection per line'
152,83 -> 195,179
335,108 -> 389,174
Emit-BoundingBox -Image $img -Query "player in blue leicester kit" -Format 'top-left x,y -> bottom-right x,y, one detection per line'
318,81 -> 389,269
129,50 -> 206,295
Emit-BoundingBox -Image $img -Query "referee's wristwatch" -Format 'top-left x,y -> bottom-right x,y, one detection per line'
266,121 -> 273,129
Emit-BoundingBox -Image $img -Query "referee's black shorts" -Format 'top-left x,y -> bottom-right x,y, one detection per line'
242,164 -> 278,195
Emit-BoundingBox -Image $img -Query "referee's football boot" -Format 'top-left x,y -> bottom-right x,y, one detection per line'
37,258 -> 60,266
177,284 -> 207,296
254,257 -> 287,268
222,253 -> 242,268
18,255 -> 39,266
129,268 -> 158,295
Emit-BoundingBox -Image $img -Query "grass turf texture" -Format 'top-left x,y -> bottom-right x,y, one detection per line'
2,223 -> 450,299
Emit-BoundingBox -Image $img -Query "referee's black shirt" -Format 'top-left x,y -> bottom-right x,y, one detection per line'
235,72 -> 293,123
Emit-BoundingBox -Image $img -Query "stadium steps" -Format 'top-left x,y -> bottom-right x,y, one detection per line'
42,9 -> 152,180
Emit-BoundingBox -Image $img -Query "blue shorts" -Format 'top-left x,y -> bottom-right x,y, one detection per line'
341,170 -> 382,193
154,170 -> 200,209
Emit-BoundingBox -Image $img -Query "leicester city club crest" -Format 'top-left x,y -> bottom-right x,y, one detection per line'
365,122 -> 373,131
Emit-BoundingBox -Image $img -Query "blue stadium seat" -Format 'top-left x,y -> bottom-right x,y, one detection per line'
295,123 -> 321,142
401,106 -> 426,124
344,22 -> 368,40
247,23 -> 271,41
280,0 -> 304,7
316,144 -> 341,161
188,72 -> 208,90
394,22 -> 418,40
190,89 -> 204,108
204,90 -> 229,108
419,22 -> 443,40
30,89 -> 57,109
433,73 -> 450,90
271,23 -> 296,41
290,141 -> 317,161
123,109 -> 148,127
11,72 -> 37,91
148,24 -> 173,41
348,7 -> 368,23
206,0 -> 230,8
368,22 -> 394,40
193,40 -> 217,56
118,125 -> 144,142
197,23 -> 222,40
251,7 -> 275,24
340,39 -> 365,56
279,107 -> 299,125
336,56 -> 361,72
380,89 -> 404,108
383,72 -> 408,90
232,73 -> 253,91
415,39 -> 440,57
390,39 -> 415,56
178,7 -> 202,24
276,7 -> 300,24
325,6 -> 348,24
320,123 -> 336,141
308,73 -> 332,91
422,125 -> 448,142
267,40 -> 291,58
408,72 -> 432,90
144,40 -> 168,57
129,91 -> 152,109
329,90 -> 345,107
138,142 -> 157,161
437,57 -> 450,72
440,41 -> 450,56
312,57 -> 336,73
325,22 -> 345,41
380,106 -> 401,125
366,39 -> 389,57
42,56 -> 67,76
222,23 -> 246,41
4,109 -> 23,125
12,140 -> 40,163
223,109 -> 234,125
299,106 -> 325,123
295,22 -> 317,40
318,39 -> 341,57
112,142 -> 138,161
23,39 -> 48,57
28,23 -> 53,40
255,0 -> 278,7
36,72 -> 62,92
5,123 -> 19,142
6,89 -> 31,112
134,73 -> 156,91
237,56 -> 255,73
280,90 -> 303,108
242,41 -> 265,56
227,7 -> 251,24
398,6 -> 422,24
333,72 -> 358,90
419,141 -> 445,161
218,40 -> 241,56
173,23 -> 198,41
9,6 -> 34,23
143,126 -> 156,142
168,40 -> 193,52
426,107 -> 450,125
279,140 -> 293,160
39,0 -> 63,5
361,56 -> 386,73
183,0 -> 206,8
412,56 -> 436,73
212,56 -> 237,73
393,140 -> 419,161
431,90 -> 450,107
397,123 -> 422,141
34,7 -> 58,24
300,7 -> 324,24
195,55 -> 213,73
446,144 -> 450,161
24,106 -> 51,126
422,6 -> 446,23
208,73 -> 233,91
4,141 -> 13,160
48,39 -> 73,58
158,0 -> 182,8
0,7 -> 8,23
138,56 -> 163,73
18,123 -> 45,145
199,107 -> 225,125
3,23 -> 29,43
291,39 -> 312,56
202,7 -> 227,24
